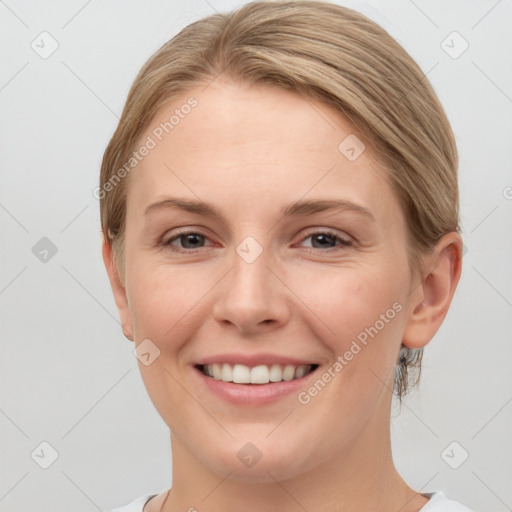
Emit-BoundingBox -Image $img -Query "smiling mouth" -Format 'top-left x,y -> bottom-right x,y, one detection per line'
195,363 -> 319,384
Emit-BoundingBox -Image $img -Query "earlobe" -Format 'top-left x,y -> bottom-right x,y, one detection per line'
402,232 -> 463,349
101,236 -> 134,342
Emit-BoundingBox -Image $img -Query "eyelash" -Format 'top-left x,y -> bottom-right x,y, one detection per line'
160,228 -> 353,254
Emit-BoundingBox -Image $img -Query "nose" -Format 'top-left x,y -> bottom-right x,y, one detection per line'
212,242 -> 290,335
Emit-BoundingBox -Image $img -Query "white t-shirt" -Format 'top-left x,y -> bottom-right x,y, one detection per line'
106,490 -> 475,511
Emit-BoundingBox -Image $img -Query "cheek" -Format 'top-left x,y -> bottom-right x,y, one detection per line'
125,260 -> 209,430
126,259 -> 213,340
293,263 -> 407,342
290,263 -> 408,403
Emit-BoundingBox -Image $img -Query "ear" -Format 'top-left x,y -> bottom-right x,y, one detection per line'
102,235 -> 134,341
402,232 -> 463,349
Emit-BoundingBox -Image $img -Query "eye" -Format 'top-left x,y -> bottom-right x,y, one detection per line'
160,228 -> 352,254
299,229 -> 352,251
162,231 -> 212,252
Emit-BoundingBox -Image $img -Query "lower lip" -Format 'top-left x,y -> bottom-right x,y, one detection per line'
193,366 -> 318,406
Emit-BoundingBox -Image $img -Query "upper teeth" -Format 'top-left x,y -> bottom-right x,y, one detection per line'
203,363 -> 312,384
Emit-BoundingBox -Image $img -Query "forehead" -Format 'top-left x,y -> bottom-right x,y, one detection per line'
126,79 -> 398,224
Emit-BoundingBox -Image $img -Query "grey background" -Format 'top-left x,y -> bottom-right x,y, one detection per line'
1,1 -> 511,511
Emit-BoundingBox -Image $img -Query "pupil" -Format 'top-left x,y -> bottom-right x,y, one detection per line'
313,234 -> 334,248
183,234 -> 202,248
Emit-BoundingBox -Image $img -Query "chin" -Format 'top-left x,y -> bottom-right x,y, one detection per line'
200,439 -> 315,484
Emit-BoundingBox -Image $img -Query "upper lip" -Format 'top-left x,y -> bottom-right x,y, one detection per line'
193,353 -> 318,367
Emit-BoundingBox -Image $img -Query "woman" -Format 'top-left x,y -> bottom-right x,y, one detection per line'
100,1 -> 473,510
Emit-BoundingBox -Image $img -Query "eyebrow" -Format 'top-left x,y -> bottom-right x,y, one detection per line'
143,197 -> 375,222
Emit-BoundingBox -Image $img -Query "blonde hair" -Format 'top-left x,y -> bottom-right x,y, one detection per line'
99,0 -> 459,400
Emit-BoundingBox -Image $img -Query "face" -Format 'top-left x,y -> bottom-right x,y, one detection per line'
111,79 -> 427,482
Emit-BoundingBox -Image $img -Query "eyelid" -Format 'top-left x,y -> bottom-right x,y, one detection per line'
296,227 -> 353,250
300,227 -> 352,242
161,227 -> 215,248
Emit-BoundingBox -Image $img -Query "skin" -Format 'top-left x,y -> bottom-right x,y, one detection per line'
103,78 -> 462,512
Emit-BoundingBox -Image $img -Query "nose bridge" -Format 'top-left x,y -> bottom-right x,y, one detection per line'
230,234 -> 274,305
212,233 -> 288,331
